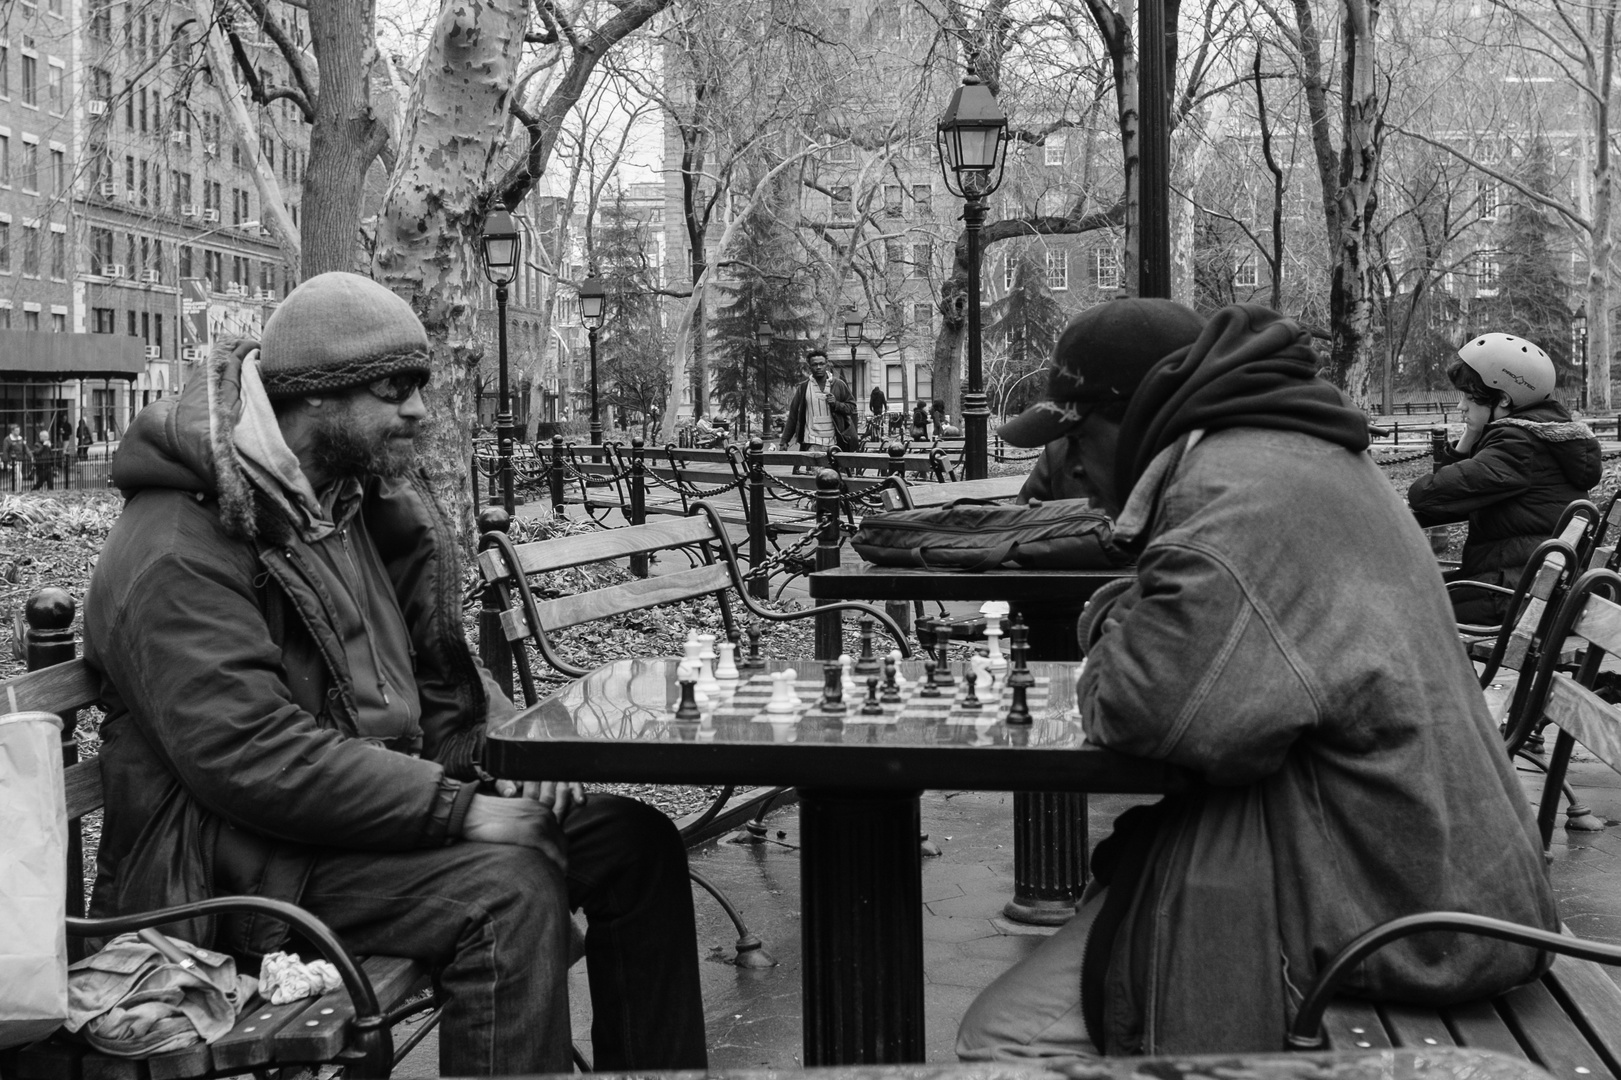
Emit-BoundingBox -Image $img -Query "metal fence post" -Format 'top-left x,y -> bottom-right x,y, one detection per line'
887,442 -> 905,479
1427,427 -> 1451,558
23,587 -> 84,929
814,468 -> 843,660
549,435 -> 566,516
630,438 -> 649,578
747,437 -> 769,601
476,508 -> 514,701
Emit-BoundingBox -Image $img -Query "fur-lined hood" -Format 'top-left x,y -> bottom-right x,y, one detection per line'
112,338 -> 287,542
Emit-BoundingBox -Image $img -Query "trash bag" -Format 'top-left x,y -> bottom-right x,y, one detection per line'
0,710 -> 69,1050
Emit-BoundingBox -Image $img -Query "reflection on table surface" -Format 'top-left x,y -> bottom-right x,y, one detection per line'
484,657 -> 1187,795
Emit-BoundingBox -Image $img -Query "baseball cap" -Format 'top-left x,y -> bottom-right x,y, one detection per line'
996,298 -> 1206,447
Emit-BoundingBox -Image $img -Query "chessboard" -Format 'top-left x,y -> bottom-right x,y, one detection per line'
681,666 -> 1061,727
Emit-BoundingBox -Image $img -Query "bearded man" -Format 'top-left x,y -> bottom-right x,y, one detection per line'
83,272 -> 707,1076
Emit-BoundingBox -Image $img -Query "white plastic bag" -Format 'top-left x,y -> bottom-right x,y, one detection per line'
0,710 -> 69,1049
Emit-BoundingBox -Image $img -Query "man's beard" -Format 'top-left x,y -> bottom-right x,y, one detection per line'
309,400 -> 420,480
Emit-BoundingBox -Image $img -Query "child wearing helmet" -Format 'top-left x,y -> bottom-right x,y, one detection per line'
1407,332 -> 1602,625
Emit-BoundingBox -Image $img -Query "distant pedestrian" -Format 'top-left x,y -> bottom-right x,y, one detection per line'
76,417 -> 93,461
930,399 -> 946,439
31,434 -> 56,490
910,401 -> 929,442
869,386 -> 886,416
3,423 -> 29,490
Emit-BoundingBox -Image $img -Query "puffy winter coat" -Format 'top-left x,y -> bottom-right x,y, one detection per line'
83,342 -> 512,956
1078,426 -> 1559,1054
1407,400 -> 1602,585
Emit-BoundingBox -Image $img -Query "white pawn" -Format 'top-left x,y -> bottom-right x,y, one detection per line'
765,670 -> 798,713
696,633 -> 721,696
783,666 -> 802,704
715,640 -> 740,681
888,649 -> 909,690
984,622 -> 1008,674
839,653 -> 857,694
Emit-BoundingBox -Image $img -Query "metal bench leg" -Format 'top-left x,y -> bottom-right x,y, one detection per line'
688,867 -> 777,968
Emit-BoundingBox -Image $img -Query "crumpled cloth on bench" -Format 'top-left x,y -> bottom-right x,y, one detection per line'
257,952 -> 342,1005
65,933 -> 256,1056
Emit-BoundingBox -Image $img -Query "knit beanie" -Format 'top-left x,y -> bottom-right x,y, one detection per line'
258,271 -> 431,398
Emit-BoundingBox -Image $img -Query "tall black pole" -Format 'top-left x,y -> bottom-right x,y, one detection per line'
963,196 -> 988,480
588,325 -> 602,446
1138,0 -> 1171,299
849,342 -> 858,394
495,282 -> 514,515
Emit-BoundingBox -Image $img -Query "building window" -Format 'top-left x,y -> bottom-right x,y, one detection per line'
1046,250 -> 1068,291
1045,139 -> 1064,166
911,242 -> 930,277
1478,179 -> 1499,220
912,302 -> 932,331
20,55 -> 36,107
179,244 -> 192,278
1004,256 -> 1017,291
48,65 -> 61,112
1233,252 -> 1259,289
52,312 -> 64,332
128,310 -> 137,336
50,229 -> 63,279
21,142 -> 37,191
831,186 -> 852,220
25,309 -> 39,331
91,227 -> 114,274
0,135 -> 8,183
22,223 -> 39,276
884,184 -> 904,217
50,149 -> 63,195
886,363 -> 905,401
0,221 -> 9,272
1090,247 -> 1120,290
92,307 -> 115,333
1477,252 -> 1499,289
915,365 -> 933,403
0,47 -> 8,97
912,183 -> 932,217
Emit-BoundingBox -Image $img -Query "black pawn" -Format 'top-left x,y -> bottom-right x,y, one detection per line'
933,642 -> 956,687
862,675 -> 884,715
854,615 -> 881,679
820,659 -> 847,714
880,655 -> 903,703
960,666 -> 982,710
1005,681 -> 1032,725
740,623 -> 765,670
674,675 -> 702,721
920,657 -> 941,697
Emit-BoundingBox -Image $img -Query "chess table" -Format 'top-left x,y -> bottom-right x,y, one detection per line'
484,655 -> 1187,1067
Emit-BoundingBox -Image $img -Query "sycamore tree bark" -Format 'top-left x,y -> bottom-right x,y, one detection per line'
304,0 -> 390,275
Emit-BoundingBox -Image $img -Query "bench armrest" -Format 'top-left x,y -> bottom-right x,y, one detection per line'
1285,912 -> 1621,1051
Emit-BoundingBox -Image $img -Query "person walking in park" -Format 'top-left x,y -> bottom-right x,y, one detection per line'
76,416 -> 93,461
2,423 -> 29,490
1407,332 -> 1601,626
30,432 -> 56,490
82,271 -> 707,1077
963,299 -> 1558,1057
780,348 -> 857,453
910,400 -> 929,441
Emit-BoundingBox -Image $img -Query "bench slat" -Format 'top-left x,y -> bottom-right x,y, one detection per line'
1542,676 -> 1621,775
480,515 -> 716,581
1445,998 -> 1527,1057
65,759 -> 104,819
271,956 -> 429,1064
2,661 -> 100,717
1544,953 -> 1621,1073
11,1038 -> 90,1080
1378,1001 -> 1457,1047
140,1040 -> 211,1080
80,1054 -> 145,1080
211,995 -> 323,1071
509,563 -> 731,638
1321,998 -> 1393,1049
1496,977 -> 1615,1079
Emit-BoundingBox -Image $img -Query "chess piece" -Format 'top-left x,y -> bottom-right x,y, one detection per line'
715,640 -> 740,681
984,620 -> 1008,674
1006,617 -> 1036,690
1005,679 -> 1033,725
695,633 -> 721,696
740,623 -> 766,670
862,674 -> 884,715
920,657 -> 941,697
880,654 -> 903,703
820,660 -> 848,714
839,653 -> 857,695
764,670 -> 798,713
933,641 -> 956,688
960,665 -> 982,710
854,616 -> 882,679
887,649 -> 908,690
970,654 -> 996,697
674,671 -> 703,721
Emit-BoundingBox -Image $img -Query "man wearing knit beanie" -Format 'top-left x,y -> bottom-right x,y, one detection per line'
84,271 -> 708,1075
956,302 -> 1555,1058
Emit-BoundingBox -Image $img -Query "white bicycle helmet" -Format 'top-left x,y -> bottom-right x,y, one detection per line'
1455,333 -> 1556,409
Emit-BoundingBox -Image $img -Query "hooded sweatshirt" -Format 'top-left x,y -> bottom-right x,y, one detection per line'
1407,398 -> 1602,584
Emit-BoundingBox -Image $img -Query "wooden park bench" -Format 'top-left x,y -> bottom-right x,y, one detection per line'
0,594 -> 440,1080
1285,565 -> 1621,1077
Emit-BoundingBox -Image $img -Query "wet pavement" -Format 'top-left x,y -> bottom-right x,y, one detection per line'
394,754 -> 1621,1075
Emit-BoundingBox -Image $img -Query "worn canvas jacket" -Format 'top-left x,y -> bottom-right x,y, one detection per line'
83,341 -> 513,956
782,375 -> 857,450
1078,426 -> 1559,1054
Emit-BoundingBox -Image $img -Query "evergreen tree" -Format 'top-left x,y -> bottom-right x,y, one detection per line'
595,190 -> 672,433
983,248 -> 1066,414
1476,137 -> 1575,388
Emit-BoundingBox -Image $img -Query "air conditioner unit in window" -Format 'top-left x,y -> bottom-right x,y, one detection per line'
87,100 -> 108,117
144,345 -> 161,360
180,204 -> 198,218
169,131 -> 186,144
107,264 -> 126,279
255,288 -> 274,301
142,269 -> 160,284
181,347 -> 202,362
99,180 -> 117,198
202,208 -> 219,223
227,283 -> 247,297
203,141 -> 218,156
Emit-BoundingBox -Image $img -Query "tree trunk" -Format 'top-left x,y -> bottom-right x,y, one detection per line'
372,0 -> 529,540
1326,0 -> 1381,404
1588,0 -> 1616,411
305,0 -> 388,276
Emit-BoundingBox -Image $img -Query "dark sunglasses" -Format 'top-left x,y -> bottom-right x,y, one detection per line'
365,372 -> 430,404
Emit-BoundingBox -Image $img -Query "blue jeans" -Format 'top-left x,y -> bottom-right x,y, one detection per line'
298,794 -> 707,1076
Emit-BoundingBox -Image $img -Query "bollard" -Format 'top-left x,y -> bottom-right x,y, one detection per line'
24,588 -> 84,928
630,439 -> 649,578
549,435 -> 567,516
476,507 -> 515,701
886,442 -> 906,479
746,438 -> 769,600
813,468 -> 843,660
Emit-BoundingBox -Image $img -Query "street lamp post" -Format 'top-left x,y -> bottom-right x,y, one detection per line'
173,218 -> 259,391
842,315 -> 864,392
937,74 -> 1009,482
756,319 -> 775,437
479,208 -> 521,516
1575,306 -> 1589,412
579,275 -> 606,446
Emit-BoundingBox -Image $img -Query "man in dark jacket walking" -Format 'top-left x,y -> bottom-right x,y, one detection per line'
958,299 -> 1558,1058
780,349 -> 857,453
84,272 -> 706,1077
1407,332 -> 1602,625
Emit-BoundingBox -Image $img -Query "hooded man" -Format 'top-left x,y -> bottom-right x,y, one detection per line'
83,271 -> 706,1077
958,299 -> 1558,1057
